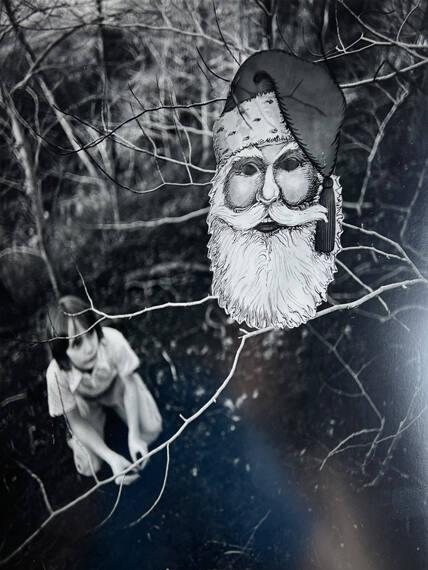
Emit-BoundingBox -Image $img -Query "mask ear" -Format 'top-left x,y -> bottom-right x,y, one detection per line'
315,177 -> 336,254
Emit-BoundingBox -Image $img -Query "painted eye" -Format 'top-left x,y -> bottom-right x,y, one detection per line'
240,163 -> 259,176
277,157 -> 301,172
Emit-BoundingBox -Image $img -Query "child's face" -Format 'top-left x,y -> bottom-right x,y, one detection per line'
66,320 -> 99,370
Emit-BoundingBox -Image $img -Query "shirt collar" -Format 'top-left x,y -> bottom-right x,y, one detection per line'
69,337 -> 110,393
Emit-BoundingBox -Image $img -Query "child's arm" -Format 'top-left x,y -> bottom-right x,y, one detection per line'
123,372 -> 162,462
123,373 -> 149,462
66,408 -> 139,485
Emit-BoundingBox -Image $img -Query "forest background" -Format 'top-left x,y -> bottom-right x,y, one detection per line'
1,1 -> 428,569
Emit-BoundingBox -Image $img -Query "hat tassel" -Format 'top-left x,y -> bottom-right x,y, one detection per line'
315,177 -> 335,254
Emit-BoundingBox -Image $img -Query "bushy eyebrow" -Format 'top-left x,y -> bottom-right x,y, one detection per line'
229,156 -> 265,173
274,146 -> 307,164
232,145 -> 264,159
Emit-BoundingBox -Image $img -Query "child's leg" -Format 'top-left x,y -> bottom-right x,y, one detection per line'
110,375 -> 162,445
68,399 -> 106,477
68,437 -> 103,477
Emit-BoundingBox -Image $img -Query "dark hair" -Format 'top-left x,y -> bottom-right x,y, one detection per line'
47,295 -> 103,371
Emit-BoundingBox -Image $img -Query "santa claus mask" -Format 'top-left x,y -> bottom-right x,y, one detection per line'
208,51 -> 345,329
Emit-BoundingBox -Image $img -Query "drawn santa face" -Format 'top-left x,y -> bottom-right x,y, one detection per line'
225,140 -> 320,217
208,50 -> 346,329
207,137 -> 342,330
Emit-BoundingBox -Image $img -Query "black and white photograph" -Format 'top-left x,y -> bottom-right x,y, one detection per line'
1,1 -> 428,568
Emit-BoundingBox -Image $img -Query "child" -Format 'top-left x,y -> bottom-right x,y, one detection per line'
46,295 -> 162,485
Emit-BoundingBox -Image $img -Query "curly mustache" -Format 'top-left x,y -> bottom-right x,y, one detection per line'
209,201 -> 327,232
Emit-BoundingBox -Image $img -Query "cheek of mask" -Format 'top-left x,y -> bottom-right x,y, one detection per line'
274,164 -> 320,206
224,171 -> 263,209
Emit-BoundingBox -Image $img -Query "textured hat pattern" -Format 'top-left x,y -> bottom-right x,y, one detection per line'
213,50 -> 346,177
213,92 -> 293,166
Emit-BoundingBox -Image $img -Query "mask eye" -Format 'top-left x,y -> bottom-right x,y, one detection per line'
276,156 -> 302,172
239,163 -> 259,176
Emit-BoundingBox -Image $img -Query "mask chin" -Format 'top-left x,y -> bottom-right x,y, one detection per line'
208,219 -> 337,329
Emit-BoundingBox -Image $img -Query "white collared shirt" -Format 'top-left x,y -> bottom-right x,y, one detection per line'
46,327 -> 140,417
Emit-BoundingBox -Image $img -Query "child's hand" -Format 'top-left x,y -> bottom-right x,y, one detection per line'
108,453 -> 139,486
128,433 -> 149,470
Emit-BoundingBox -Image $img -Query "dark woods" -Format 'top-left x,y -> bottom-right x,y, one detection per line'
1,1 -> 428,569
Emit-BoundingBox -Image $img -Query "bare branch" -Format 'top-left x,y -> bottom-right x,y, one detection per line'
127,445 -> 171,527
336,258 -> 390,316
0,393 -> 26,408
396,0 -> 422,42
356,87 -> 408,213
91,478 -> 125,532
340,58 -> 428,88
342,222 -> 425,280
340,246 -> 405,263
315,278 -> 426,320
86,207 -> 209,231
15,461 -> 53,515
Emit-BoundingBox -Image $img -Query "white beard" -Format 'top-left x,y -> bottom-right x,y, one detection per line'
207,163 -> 343,330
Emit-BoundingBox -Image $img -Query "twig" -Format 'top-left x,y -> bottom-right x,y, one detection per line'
59,98 -> 226,154
336,258 -> 390,316
396,0 -> 422,42
84,207 -> 209,231
161,350 -> 179,383
309,326 -> 382,423
340,246 -> 405,263
356,87 -> 408,213
400,157 -> 428,245
340,59 -> 428,88
15,461 -> 53,515
343,222 -> 425,280
91,477 -> 125,531
0,393 -> 26,407
127,444 -> 171,527
319,428 -> 379,470
315,278 -> 426,320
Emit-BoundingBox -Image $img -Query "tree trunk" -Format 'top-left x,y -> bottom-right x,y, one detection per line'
8,100 -> 60,299
96,0 -> 120,223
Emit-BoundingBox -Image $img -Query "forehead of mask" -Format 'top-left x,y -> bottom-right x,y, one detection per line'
224,142 -> 320,210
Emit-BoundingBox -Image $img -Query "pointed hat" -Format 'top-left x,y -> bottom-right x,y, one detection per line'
213,50 -> 346,176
